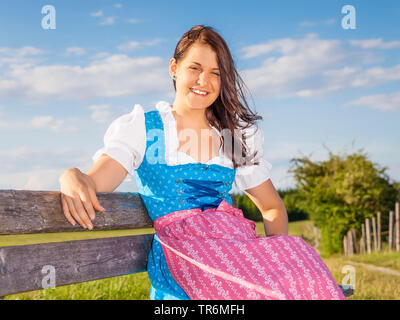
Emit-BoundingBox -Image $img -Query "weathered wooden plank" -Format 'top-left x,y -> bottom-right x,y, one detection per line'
0,190 -> 153,235
0,234 -> 154,296
0,234 -> 153,296
0,232 -> 353,298
0,190 -> 237,235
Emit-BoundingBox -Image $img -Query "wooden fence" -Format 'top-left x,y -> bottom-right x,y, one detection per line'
343,201 -> 400,255
0,189 -> 352,299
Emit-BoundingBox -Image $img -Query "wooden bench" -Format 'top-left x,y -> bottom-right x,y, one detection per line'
0,190 -> 353,299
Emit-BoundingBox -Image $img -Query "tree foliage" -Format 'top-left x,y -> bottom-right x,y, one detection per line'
288,148 -> 399,255
234,188 -> 308,223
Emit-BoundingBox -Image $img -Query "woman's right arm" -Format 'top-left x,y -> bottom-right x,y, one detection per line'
59,154 -> 128,230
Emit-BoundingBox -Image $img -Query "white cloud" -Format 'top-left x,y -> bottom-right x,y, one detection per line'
90,10 -> 103,17
117,38 -> 164,52
346,92 -> 400,111
90,10 -> 115,26
114,3 -> 122,8
324,18 -> 336,25
66,47 -> 86,56
0,146 -> 137,191
100,16 -> 116,25
89,104 -> 112,123
126,18 -> 140,24
0,53 -> 171,101
117,41 -> 141,52
299,21 -> 317,27
239,33 -> 398,99
0,111 -> 78,132
299,19 -> 336,28
349,38 -> 400,49
0,46 -> 44,56
90,52 -> 111,60
0,146 -> 87,190
0,46 -> 45,70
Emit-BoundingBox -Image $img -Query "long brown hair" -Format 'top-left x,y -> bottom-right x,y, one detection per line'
172,25 -> 262,169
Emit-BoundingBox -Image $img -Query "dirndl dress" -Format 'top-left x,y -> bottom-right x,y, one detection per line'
134,108 -> 346,300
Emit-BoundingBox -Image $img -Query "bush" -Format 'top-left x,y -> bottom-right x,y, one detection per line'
235,193 -> 263,222
288,148 -> 399,256
278,188 -> 309,222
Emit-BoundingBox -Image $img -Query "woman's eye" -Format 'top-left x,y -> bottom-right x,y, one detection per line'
190,67 -> 219,76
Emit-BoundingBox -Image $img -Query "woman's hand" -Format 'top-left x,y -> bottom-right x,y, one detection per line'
59,168 -> 105,230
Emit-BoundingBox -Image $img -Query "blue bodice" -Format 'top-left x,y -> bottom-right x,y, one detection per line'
133,109 -> 236,299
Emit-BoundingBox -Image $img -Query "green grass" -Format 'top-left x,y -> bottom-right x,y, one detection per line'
3,219 -> 400,300
0,228 -> 155,248
5,272 -> 151,300
323,252 -> 400,300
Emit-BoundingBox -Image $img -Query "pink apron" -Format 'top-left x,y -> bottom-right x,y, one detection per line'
154,199 -> 346,300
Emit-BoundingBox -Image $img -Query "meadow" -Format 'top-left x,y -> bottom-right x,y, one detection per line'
2,220 -> 399,300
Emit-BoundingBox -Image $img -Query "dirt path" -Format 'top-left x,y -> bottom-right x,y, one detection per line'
345,260 -> 400,277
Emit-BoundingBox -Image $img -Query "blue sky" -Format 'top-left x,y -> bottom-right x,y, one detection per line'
0,0 -> 399,193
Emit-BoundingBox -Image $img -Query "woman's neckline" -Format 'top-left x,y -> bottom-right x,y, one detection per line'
158,101 -> 224,165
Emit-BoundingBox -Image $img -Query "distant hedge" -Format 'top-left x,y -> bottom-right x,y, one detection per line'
288,148 -> 399,255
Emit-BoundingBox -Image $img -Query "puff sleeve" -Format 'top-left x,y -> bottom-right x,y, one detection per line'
234,125 -> 273,191
92,104 -> 146,176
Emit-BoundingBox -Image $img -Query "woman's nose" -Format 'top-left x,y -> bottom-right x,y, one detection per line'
197,72 -> 209,86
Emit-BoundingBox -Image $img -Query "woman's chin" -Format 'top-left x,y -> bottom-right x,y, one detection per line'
186,97 -> 209,109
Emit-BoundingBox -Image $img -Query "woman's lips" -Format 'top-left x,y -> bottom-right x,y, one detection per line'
190,88 -> 209,97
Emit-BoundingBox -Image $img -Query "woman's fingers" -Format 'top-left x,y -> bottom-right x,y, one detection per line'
60,193 -> 76,226
87,187 -> 105,213
80,189 -> 97,221
65,195 -> 88,229
72,195 -> 94,230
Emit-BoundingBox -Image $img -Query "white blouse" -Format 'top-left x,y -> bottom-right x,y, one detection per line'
92,101 -> 272,191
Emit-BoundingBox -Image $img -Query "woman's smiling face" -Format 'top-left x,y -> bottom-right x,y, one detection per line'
170,43 -> 221,110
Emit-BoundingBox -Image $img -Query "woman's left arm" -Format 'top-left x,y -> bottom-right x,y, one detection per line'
244,179 -> 288,237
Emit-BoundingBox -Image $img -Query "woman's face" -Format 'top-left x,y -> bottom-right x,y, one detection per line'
170,43 -> 221,110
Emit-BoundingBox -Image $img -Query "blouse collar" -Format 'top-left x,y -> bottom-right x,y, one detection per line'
155,100 -> 221,137
155,100 -> 232,167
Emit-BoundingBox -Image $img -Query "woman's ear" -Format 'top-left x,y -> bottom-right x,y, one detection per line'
169,58 -> 177,77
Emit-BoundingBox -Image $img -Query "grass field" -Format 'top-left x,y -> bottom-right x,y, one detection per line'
2,220 -> 400,300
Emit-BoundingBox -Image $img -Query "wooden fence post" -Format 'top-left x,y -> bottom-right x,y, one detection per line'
313,226 -> 320,249
396,202 -> 400,252
351,228 -> 358,254
347,230 -> 353,255
360,223 -> 365,254
372,216 -> 377,252
343,234 -> 348,256
366,218 -> 371,254
377,211 -> 381,252
389,210 -> 394,251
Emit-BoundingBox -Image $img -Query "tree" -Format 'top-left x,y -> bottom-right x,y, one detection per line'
288,147 -> 399,255
278,188 -> 309,222
235,193 -> 263,222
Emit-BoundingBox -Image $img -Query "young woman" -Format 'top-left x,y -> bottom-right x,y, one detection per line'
59,25 -> 346,300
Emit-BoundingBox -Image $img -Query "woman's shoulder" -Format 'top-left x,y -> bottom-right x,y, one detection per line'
103,104 -> 146,139
108,100 -> 172,131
